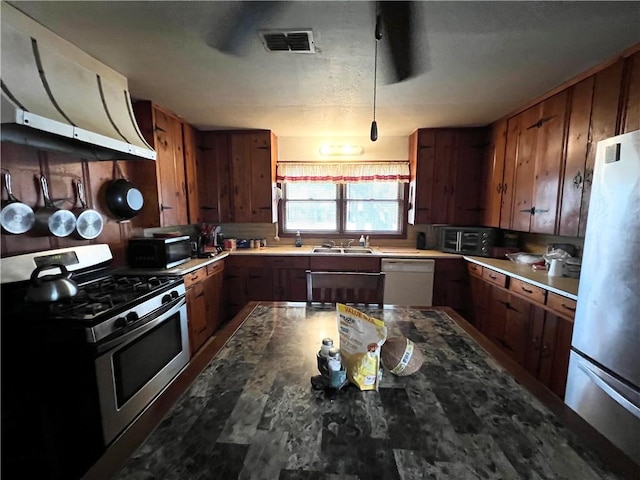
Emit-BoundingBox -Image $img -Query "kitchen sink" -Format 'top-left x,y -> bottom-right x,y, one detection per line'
311,247 -> 374,254
341,247 -> 374,254
311,247 -> 343,254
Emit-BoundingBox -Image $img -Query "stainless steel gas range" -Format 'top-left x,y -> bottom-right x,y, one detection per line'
1,244 -> 189,480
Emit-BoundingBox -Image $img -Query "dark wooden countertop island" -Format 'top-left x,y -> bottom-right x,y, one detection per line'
110,303 -> 637,479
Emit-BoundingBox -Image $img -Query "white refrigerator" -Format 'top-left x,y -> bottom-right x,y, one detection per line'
564,129 -> 640,464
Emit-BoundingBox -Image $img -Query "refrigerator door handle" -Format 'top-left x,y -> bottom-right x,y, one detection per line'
578,362 -> 640,419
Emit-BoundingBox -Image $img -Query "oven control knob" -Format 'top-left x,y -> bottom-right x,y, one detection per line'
115,312 -> 139,328
162,290 -> 180,304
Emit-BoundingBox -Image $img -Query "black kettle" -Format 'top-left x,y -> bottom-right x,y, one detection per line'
25,264 -> 78,303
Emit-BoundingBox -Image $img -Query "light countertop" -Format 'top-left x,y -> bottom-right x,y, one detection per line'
228,245 -> 460,259
464,256 -> 579,300
117,246 -> 579,299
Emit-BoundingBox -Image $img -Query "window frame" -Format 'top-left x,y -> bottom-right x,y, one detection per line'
278,182 -> 408,239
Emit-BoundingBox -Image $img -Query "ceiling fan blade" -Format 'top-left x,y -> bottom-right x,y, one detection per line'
378,1 -> 416,83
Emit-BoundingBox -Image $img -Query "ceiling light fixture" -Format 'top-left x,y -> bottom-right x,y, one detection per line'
318,145 -> 364,156
370,13 -> 382,142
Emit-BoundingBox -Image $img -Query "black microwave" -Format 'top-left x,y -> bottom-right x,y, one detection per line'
440,227 -> 497,257
127,236 -> 192,269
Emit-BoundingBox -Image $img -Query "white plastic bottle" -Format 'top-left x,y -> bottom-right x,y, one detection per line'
328,348 -> 342,371
320,338 -> 333,357
359,235 -> 365,246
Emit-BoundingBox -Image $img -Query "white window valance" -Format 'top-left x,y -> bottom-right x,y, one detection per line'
276,162 -> 410,183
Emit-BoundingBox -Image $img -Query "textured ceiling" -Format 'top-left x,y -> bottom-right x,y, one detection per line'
7,1 -> 640,139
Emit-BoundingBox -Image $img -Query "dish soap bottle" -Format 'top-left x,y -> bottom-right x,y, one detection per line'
295,231 -> 302,247
359,235 -> 366,246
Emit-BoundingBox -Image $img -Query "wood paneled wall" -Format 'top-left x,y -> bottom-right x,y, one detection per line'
0,142 -> 152,265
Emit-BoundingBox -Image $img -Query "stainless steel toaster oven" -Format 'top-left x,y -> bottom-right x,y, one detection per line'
440,227 -> 497,257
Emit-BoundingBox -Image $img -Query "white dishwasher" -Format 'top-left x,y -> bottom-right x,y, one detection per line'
381,258 -> 435,306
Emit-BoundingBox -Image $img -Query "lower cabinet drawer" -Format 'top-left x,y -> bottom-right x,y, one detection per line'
546,292 -> 577,319
482,268 -> 507,288
184,267 -> 206,288
467,262 -> 483,278
509,278 -> 546,305
206,260 -> 224,276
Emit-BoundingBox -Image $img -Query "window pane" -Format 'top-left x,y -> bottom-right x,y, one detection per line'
345,200 -> 401,232
285,201 -> 337,231
347,183 -> 399,200
281,181 -> 404,235
286,183 -> 336,200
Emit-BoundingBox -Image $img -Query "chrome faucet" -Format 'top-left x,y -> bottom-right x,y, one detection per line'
321,240 -> 336,248
346,239 -> 355,247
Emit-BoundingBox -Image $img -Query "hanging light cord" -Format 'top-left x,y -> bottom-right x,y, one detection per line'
372,33 -> 378,123
370,14 -> 382,142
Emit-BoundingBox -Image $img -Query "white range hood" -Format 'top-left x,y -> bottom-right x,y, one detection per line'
1,5 -> 156,161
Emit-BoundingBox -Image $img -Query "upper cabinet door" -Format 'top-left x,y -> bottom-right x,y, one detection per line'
132,100 -> 188,228
511,104 -> 541,232
503,92 -> 570,234
620,51 -> 640,135
558,77 -> 594,237
578,60 -> 624,237
530,90 -> 569,234
182,123 -> 200,225
230,131 -> 276,223
452,128 -> 487,226
430,129 -> 456,224
481,119 -> 507,228
408,129 -> 436,224
501,114 -> 521,230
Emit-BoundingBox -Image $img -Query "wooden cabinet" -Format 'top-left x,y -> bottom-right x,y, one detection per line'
133,100 -> 188,227
196,130 -> 277,224
197,132 -> 231,223
309,256 -> 380,273
182,122 -> 200,224
266,256 -> 310,301
432,258 -> 470,317
480,119 -> 508,228
408,128 -> 486,225
223,255 -> 310,319
223,256 -> 271,320
185,260 -> 225,355
230,131 -> 277,223
466,261 -> 575,398
558,60 -> 625,237
621,51 -> 640,134
495,53 -> 635,238
510,91 -> 570,234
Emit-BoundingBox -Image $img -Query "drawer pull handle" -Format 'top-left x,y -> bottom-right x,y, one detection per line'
489,274 -> 497,280
561,303 -> 576,312
521,286 -> 533,294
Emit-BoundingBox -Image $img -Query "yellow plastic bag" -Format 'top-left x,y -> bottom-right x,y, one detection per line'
337,303 -> 387,391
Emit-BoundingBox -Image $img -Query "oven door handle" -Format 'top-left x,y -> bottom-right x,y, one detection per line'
97,296 -> 186,353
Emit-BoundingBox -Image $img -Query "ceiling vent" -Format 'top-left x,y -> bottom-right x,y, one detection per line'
259,30 -> 315,53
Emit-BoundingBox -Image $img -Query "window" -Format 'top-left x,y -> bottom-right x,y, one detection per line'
281,181 -> 406,235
